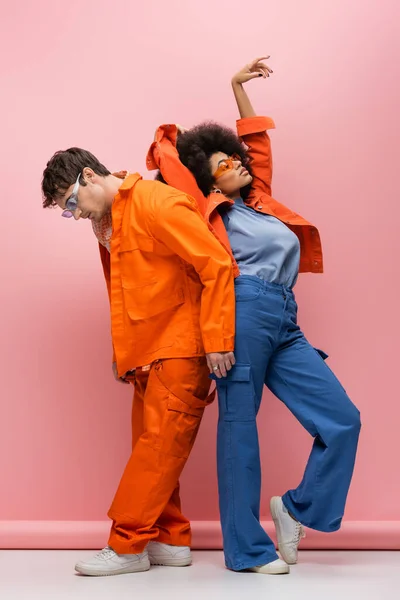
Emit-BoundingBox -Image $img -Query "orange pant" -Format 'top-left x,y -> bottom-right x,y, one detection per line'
108,357 -> 212,554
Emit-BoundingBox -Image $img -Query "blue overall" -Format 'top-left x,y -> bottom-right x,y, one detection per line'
212,275 -> 361,571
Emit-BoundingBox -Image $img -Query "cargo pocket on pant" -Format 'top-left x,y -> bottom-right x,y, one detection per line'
162,395 -> 205,459
155,363 -> 209,460
313,347 -> 347,394
314,348 -> 329,361
210,364 -> 256,422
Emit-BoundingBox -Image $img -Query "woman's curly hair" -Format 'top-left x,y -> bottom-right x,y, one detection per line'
156,122 -> 252,200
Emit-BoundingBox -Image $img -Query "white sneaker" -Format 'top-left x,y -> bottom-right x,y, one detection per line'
147,541 -> 192,566
75,546 -> 150,576
270,496 -> 305,564
249,558 -> 290,575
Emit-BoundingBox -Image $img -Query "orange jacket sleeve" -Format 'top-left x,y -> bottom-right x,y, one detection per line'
152,192 -> 235,353
236,116 -> 276,197
146,124 -> 209,217
98,243 -> 117,363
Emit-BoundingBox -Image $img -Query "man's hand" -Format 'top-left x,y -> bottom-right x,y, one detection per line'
112,362 -> 131,385
232,57 -> 273,85
206,352 -> 236,378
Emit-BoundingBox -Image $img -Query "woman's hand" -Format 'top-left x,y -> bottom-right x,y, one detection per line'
176,124 -> 188,135
231,57 -> 273,117
232,57 -> 273,85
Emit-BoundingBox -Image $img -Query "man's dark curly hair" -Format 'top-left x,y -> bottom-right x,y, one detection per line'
156,122 -> 252,199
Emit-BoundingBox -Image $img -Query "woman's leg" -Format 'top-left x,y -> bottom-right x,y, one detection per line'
265,314 -> 361,533
216,277 -> 284,571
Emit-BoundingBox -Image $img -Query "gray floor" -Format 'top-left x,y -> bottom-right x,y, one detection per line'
0,550 -> 398,600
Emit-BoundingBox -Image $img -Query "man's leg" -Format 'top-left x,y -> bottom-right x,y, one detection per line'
108,357 -> 211,554
154,483 -> 191,546
74,376 -> 151,577
130,373 -> 191,547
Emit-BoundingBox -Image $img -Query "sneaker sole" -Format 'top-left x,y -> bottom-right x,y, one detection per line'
248,564 -> 290,575
75,559 -> 150,577
270,496 -> 298,565
149,556 -> 192,567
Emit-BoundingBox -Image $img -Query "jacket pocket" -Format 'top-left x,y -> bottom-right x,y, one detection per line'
119,236 -> 185,320
119,236 -> 154,290
123,283 -> 185,320
119,234 -> 154,254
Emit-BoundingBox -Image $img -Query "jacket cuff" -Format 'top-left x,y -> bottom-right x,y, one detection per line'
146,124 -> 178,170
203,336 -> 235,354
236,116 -> 275,137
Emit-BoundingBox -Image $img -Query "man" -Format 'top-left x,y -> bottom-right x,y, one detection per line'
42,148 -> 235,576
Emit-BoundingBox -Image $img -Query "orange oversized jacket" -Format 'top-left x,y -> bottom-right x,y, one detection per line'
99,174 -> 235,377
146,116 -> 323,276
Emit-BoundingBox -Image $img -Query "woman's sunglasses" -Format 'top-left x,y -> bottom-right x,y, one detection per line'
213,154 -> 242,180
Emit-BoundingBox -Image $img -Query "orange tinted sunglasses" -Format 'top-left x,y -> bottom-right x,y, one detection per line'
213,153 -> 242,180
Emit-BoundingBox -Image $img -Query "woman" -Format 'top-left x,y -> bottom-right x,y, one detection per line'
147,58 -> 361,575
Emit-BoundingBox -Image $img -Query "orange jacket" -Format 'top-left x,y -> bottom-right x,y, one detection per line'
146,116 -> 323,276
99,174 -> 235,377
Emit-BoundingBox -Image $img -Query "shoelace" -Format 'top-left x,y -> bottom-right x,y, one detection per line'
293,523 -> 306,546
95,547 -> 116,561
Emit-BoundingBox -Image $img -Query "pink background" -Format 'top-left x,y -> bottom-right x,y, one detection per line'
1,0 -> 399,541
